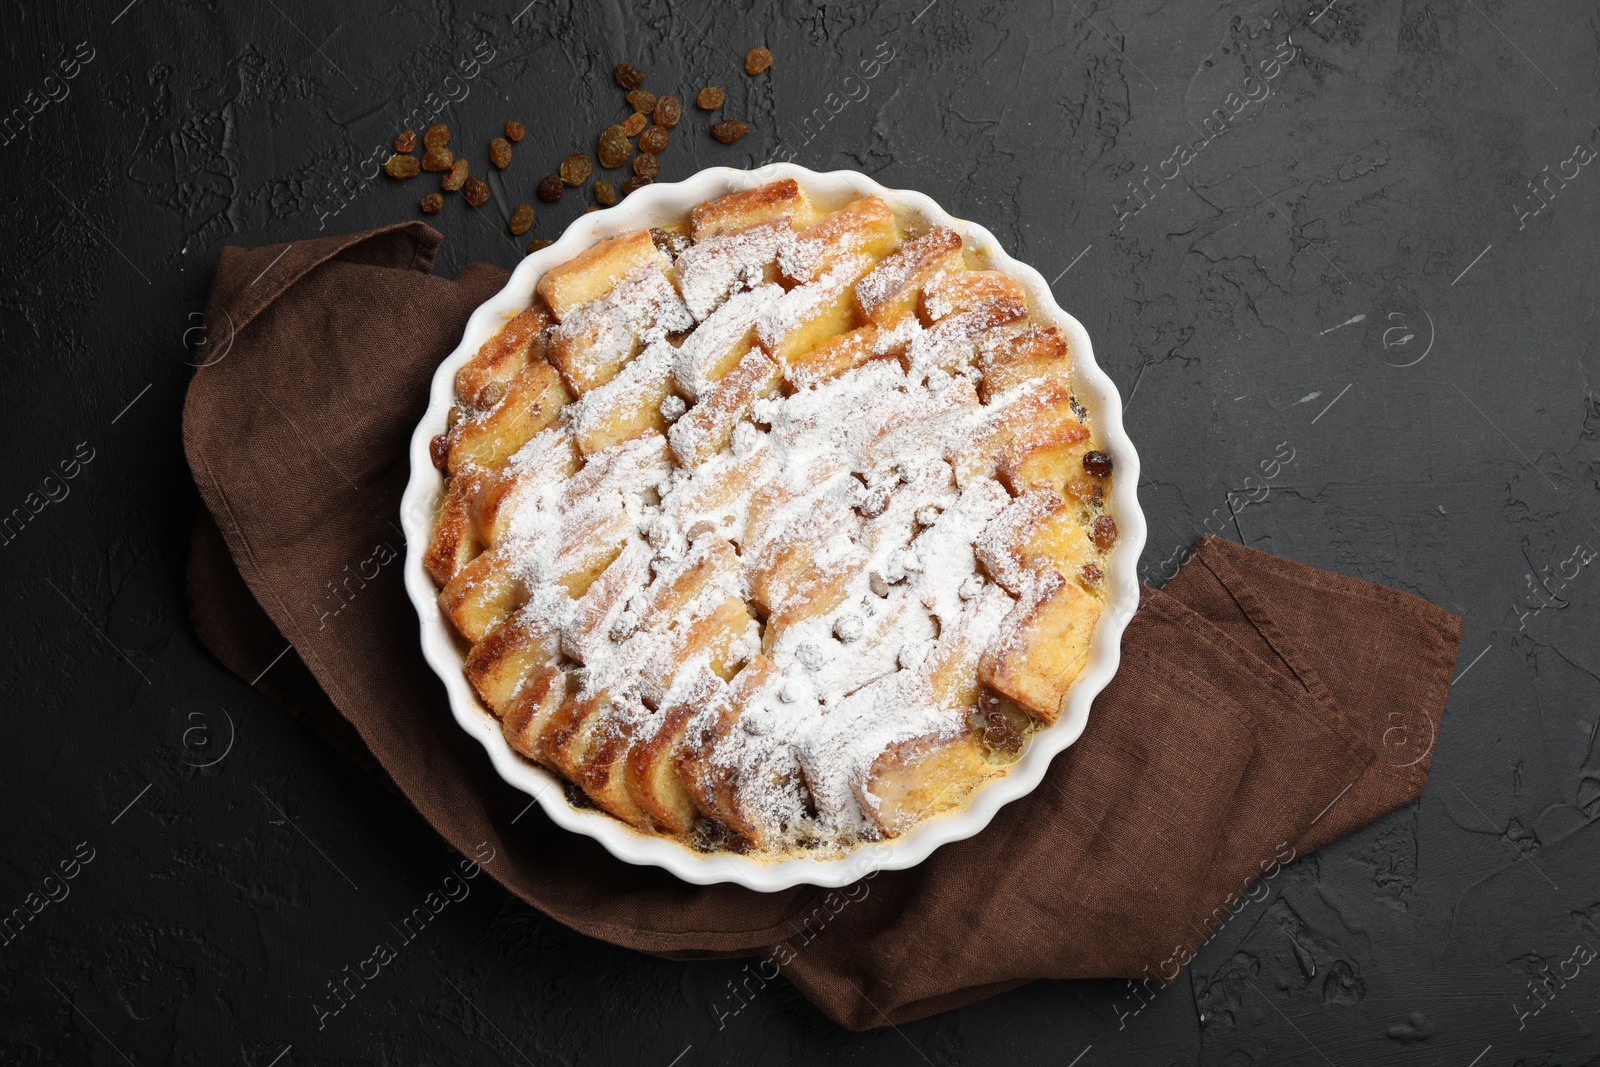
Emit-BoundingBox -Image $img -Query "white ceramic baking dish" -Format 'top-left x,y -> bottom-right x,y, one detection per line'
400,163 -> 1145,891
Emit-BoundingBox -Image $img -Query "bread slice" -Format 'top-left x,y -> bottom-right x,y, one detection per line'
536,230 -> 668,321
855,227 -> 964,324
978,569 -> 1101,721
447,362 -> 571,474
690,178 -> 819,240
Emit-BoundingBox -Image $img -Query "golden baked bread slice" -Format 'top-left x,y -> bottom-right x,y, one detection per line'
689,177 -> 819,240
667,345 -> 781,466
779,196 -> 899,284
464,609 -> 562,716
447,361 -> 571,474
979,322 -> 1073,401
470,427 -> 581,545
454,304 -> 553,408
568,341 -> 676,456
860,729 -> 996,836
782,315 -> 916,392
625,666 -> 723,833
425,467 -> 484,585
536,230 -> 669,321
979,569 -> 1102,722
855,227 -> 964,324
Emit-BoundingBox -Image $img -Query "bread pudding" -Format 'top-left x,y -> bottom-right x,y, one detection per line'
424,178 -> 1116,858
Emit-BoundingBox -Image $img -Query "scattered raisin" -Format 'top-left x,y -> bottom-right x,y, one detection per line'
441,158 -> 468,192
632,152 -> 660,178
744,46 -> 772,75
621,112 -> 647,137
597,125 -> 631,168
423,123 -> 450,149
394,129 -> 417,153
504,120 -> 524,143
537,174 -> 564,202
527,237 -> 554,252
384,153 -> 421,179
594,181 -> 617,206
614,63 -> 645,90
429,433 -> 450,469
508,203 -> 535,235
710,120 -> 750,144
1090,514 -> 1118,550
626,89 -> 657,114
1080,562 -> 1103,586
639,125 -> 669,153
479,379 -> 507,408
419,192 -> 443,214
1083,450 -> 1113,477
462,176 -> 490,207
621,175 -> 653,195
1064,479 -> 1105,506
560,154 -> 592,186
650,227 -> 691,257
696,87 -> 725,110
488,137 -> 513,169
970,691 -> 1023,754
421,146 -> 454,172
654,95 -> 683,128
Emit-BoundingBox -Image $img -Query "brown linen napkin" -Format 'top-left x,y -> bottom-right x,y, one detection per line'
183,224 -> 1462,1030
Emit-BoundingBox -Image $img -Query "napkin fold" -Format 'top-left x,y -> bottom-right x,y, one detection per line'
183,223 -> 1461,1030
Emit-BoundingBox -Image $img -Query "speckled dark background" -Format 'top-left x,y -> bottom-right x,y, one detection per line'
3,0 -> 1599,1063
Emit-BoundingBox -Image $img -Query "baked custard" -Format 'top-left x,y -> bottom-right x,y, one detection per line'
426,178 -> 1114,858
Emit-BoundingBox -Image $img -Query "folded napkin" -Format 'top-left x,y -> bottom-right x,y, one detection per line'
182,223 -> 1462,1030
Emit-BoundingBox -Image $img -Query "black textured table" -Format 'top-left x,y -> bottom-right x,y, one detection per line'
4,1 -> 1598,1064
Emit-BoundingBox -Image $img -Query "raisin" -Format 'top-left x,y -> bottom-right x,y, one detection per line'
560,154 -> 592,186
440,158 -> 468,192
1083,450 -> 1113,477
593,181 -> 617,206
508,203 -> 535,235
504,120 -> 524,143
626,89 -> 657,114
421,146 -> 454,172
394,129 -> 417,153
654,94 -> 683,128
1080,562 -> 1103,586
597,125 -> 631,168
462,176 -> 490,207
384,153 -> 421,179
650,227 -> 691,257
744,46 -> 772,75
429,433 -> 450,469
639,125 -> 669,153
526,237 -> 554,252
419,192 -> 443,214
1090,514 -> 1118,550
614,63 -> 645,90
710,120 -> 750,144
488,137 -> 513,169
423,123 -> 450,150
537,174 -> 564,202
622,112 -> 647,137
696,87 -> 725,111
1064,479 -> 1104,506
479,379 -> 507,408
621,175 -> 653,196
631,152 -> 660,179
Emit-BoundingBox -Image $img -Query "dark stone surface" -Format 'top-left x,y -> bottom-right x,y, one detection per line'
2,0 -> 1598,1063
